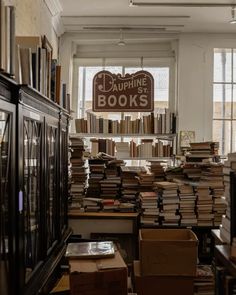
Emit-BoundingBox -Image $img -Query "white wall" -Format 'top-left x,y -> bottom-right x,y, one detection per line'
178,33 -> 236,142
14,0 -> 59,58
60,31 -> 236,141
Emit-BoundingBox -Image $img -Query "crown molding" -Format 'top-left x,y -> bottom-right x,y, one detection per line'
44,0 -> 62,16
52,13 -> 65,36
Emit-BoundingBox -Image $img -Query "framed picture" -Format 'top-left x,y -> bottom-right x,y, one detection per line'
90,232 -> 136,264
179,130 -> 195,148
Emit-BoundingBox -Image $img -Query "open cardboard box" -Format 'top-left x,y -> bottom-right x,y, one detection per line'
139,228 -> 198,276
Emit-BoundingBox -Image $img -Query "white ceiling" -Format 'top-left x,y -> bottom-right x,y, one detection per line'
59,0 -> 236,44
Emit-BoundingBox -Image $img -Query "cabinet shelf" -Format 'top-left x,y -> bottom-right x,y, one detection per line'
70,133 -> 176,140
118,157 -> 173,161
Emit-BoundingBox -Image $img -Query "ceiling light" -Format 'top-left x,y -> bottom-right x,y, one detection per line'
117,29 -> 126,46
230,6 -> 236,24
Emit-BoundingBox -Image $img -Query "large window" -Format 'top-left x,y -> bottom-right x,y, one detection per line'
213,48 -> 236,155
77,64 -> 170,120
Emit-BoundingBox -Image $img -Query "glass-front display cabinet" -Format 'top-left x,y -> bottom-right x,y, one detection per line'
0,75 -> 70,295
0,75 -> 17,295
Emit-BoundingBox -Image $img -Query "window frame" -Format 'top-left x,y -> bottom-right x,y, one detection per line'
73,57 -> 176,120
213,48 -> 236,155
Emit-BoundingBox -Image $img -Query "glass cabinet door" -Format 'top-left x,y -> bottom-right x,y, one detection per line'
46,125 -> 58,251
23,119 -> 42,282
0,109 -> 14,295
59,127 -> 68,237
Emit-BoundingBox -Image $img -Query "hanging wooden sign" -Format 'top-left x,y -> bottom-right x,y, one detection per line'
93,70 -> 154,112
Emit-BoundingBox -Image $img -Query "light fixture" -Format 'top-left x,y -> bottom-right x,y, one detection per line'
117,29 -> 126,46
230,6 -> 236,24
129,0 -> 234,7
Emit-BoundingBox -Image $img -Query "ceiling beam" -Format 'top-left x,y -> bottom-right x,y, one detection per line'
130,1 -> 236,7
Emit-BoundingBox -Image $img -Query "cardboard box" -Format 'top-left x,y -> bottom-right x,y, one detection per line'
133,261 -> 194,295
139,229 -> 198,276
69,250 -> 127,295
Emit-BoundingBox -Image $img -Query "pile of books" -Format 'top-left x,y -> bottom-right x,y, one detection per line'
195,185 -> 214,226
185,142 -> 219,163
178,184 -> 197,226
147,161 -> 166,181
139,191 -> 159,225
86,159 -> 105,198
154,181 -> 180,226
69,137 -> 87,209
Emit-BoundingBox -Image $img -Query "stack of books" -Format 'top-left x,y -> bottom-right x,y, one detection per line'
139,191 -> 159,225
136,172 -> 155,192
185,142 -> 219,163
195,185 -> 214,226
83,197 -> 102,212
147,161 -> 166,181
69,137 -> 87,209
120,166 -> 146,208
178,184 -> 197,226
154,181 -> 180,226
86,159 -> 105,198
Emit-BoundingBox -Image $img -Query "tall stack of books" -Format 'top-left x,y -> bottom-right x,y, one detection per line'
220,153 -> 236,243
120,166 -> 146,208
139,191 -> 159,225
99,161 -> 122,199
147,161 -> 166,181
69,137 -> 87,209
178,184 -> 197,226
205,164 -> 227,226
86,159 -> 105,198
195,185 -> 214,226
154,181 -> 180,226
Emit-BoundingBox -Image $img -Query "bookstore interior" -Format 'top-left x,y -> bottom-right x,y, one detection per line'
3,1 -> 236,295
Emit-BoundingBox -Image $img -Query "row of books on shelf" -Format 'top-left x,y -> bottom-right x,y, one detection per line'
0,2 -> 69,109
89,138 -> 173,158
75,109 -> 176,134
